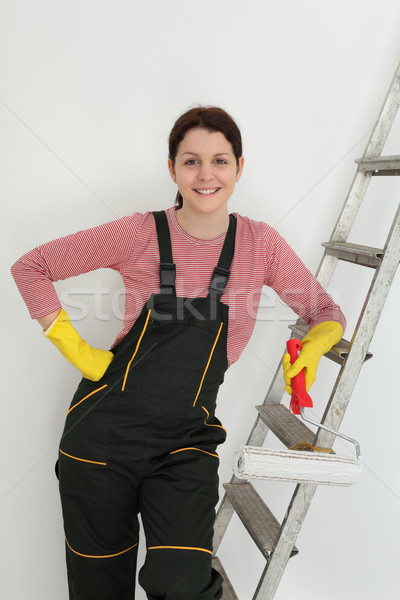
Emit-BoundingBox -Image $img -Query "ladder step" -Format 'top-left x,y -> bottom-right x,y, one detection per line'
212,557 -> 239,600
355,155 -> 400,175
223,482 -> 299,560
289,322 -> 373,365
322,241 -> 383,268
256,404 -> 315,448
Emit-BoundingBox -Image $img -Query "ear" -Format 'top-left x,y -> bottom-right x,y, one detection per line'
168,159 -> 177,183
235,156 -> 244,182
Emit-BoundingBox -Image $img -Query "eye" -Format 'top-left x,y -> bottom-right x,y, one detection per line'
214,159 -> 228,165
185,159 -> 199,166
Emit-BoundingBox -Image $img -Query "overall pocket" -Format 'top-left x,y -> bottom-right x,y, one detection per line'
57,449 -> 109,496
183,404 -> 228,448
59,383 -> 117,494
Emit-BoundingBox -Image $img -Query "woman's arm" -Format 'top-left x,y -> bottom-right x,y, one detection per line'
11,213 -> 141,380
11,213 -> 140,321
263,224 -> 346,332
38,309 -> 62,331
263,224 -> 346,392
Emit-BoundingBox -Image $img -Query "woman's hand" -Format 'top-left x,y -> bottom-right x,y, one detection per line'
42,309 -> 114,381
282,321 -> 343,394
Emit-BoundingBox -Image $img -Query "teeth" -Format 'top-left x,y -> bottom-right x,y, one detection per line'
196,188 -> 219,195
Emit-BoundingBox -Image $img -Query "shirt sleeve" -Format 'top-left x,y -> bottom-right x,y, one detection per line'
263,224 -> 346,333
11,213 -> 140,319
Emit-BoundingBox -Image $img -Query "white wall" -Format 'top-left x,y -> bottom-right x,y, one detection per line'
2,1 -> 399,598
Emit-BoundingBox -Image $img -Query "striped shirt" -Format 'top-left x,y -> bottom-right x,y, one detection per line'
11,206 -> 346,367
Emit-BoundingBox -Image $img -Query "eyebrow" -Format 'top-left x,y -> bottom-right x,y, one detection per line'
180,152 -> 232,157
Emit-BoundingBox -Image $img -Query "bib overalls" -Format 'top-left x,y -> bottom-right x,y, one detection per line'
57,211 -> 237,599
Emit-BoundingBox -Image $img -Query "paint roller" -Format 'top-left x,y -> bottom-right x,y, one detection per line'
233,339 -> 361,486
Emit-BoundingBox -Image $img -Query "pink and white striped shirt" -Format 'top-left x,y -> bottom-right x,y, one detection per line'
11,207 -> 345,367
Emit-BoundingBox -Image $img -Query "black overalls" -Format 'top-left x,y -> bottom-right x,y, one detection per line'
57,211 -> 237,599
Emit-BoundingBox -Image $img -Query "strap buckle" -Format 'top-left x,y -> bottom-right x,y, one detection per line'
209,266 -> 230,295
160,262 -> 176,289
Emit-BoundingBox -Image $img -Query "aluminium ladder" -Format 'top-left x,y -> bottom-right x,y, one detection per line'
212,58 -> 400,599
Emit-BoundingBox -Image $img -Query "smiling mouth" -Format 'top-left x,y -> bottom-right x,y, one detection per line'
194,187 -> 221,196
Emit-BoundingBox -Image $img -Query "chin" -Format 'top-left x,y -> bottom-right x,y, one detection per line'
187,196 -> 229,212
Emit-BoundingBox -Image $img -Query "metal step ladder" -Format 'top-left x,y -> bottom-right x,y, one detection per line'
212,58 -> 400,599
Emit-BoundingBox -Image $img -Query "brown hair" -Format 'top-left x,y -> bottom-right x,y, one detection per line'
168,106 -> 243,208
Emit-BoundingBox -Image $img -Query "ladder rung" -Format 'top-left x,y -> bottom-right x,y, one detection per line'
212,557 -> 239,600
256,404 -> 315,448
355,155 -> 400,175
223,482 -> 299,560
322,241 -> 383,268
289,322 -> 373,365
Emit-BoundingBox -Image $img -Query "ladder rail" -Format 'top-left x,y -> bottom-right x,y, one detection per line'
317,202 -> 400,442
253,483 -> 318,600
363,60 -> 400,158
213,473 -> 243,554
315,59 -> 400,283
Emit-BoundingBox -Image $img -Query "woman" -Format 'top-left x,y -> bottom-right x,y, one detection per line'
11,107 -> 345,599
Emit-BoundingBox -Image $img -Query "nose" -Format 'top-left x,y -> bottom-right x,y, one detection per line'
198,163 -> 214,181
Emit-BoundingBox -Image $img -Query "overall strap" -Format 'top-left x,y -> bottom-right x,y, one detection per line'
209,214 -> 237,297
152,211 -> 176,293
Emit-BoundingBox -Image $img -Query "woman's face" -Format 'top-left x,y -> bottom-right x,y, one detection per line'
168,128 -> 244,216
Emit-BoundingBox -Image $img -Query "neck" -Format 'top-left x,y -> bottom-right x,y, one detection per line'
175,206 -> 230,240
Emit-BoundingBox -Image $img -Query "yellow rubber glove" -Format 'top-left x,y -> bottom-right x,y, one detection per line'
282,321 -> 343,394
44,309 -> 114,381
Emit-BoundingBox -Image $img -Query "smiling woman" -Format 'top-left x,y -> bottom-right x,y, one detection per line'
168,107 -> 243,191
168,128 -> 244,239
10,104 -> 346,600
